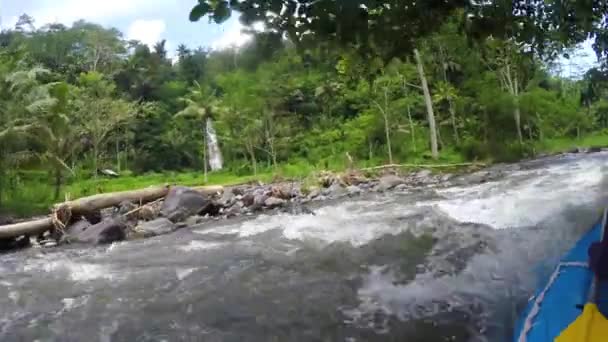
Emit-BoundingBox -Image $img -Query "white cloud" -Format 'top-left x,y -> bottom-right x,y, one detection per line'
211,21 -> 265,50
24,0 -> 169,27
127,19 -> 167,47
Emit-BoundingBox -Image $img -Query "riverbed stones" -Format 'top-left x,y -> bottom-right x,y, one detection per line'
67,218 -> 127,244
135,218 -> 176,237
161,186 -> 210,222
377,174 -> 405,191
265,197 -> 286,208
346,185 -> 362,195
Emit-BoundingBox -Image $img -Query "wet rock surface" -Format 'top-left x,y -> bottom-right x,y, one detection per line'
66,218 -> 127,244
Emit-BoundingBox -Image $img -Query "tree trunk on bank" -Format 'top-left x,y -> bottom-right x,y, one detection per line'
383,89 -> 393,164
407,105 -> 417,153
414,49 -> 439,159
448,99 -> 460,145
514,99 -> 523,144
53,168 -> 62,200
0,185 -> 223,239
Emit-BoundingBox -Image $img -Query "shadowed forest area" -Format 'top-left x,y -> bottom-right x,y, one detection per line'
1,1 -> 608,216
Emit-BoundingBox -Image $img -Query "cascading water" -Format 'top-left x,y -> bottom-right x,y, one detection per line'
205,117 -> 223,171
1,152 -> 607,341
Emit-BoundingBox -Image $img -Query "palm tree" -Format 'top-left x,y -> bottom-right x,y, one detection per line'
6,68 -> 78,199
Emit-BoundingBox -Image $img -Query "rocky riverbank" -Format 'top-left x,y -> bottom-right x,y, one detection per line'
0,166 -> 475,252
3,145 -> 604,253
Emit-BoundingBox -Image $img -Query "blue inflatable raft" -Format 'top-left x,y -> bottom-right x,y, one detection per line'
514,217 -> 608,342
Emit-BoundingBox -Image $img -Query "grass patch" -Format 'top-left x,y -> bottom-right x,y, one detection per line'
537,134 -> 608,154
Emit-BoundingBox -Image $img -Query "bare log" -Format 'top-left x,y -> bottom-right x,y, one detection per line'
57,185 -> 224,216
0,184 -> 224,240
0,217 -> 53,239
361,162 -> 483,171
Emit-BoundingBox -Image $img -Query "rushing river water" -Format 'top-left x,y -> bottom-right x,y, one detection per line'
1,153 -> 608,342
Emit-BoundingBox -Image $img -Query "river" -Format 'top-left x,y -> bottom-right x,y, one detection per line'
1,152 -> 607,341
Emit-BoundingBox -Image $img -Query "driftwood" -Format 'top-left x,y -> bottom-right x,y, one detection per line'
0,185 -> 224,240
0,217 -> 53,239
361,162 -> 483,171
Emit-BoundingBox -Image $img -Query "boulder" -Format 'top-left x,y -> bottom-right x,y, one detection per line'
117,200 -> 138,215
587,146 -> 603,153
251,193 -> 269,211
265,197 -> 286,208
226,201 -> 244,217
135,218 -> 176,237
323,182 -> 346,197
67,218 -> 126,244
218,189 -> 236,207
200,201 -> 223,216
346,185 -> 362,195
0,235 -> 30,252
242,193 -> 255,207
377,174 -> 405,191
307,187 -> 321,200
160,186 -> 210,222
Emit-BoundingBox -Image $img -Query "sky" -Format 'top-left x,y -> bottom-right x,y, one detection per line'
0,0 -> 254,59
0,0 -> 600,75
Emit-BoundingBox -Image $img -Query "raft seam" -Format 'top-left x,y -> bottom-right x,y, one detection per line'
517,261 -> 588,342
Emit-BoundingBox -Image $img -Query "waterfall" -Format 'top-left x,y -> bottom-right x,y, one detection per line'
205,117 -> 223,171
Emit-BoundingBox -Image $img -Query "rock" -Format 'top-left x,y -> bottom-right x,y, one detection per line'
160,186 -> 210,222
0,235 -> 30,252
226,201 -> 244,217
308,187 -> 321,199
135,218 -> 176,237
568,147 -> 583,154
265,197 -> 286,208
587,146 -> 603,153
65,219 -> 92,236
346,185 -> 362,195
415,169 -> 433,181
394,184 -> 408,191
83,211 -> 103,225
232,187 -> 246,196
117,200 -> 138,215
138,203 -> 160,221
200,201 -> 223,216
324,182 -> 345,197
378,174 -> 405,191
67,218 -> 126,244
251,194 -> 269,211
218,189 -> 236,207
185,215 -> 205,226
270,185 -> 293,200
242,193 -> 255,207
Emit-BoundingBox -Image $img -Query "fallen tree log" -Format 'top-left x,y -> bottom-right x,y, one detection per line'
0,185 -> 224,240
0,217 -> 53,239
361,162 -> 483,171
57,185 -> 223,216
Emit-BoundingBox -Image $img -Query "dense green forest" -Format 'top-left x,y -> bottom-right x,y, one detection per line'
1,4 -> 608,216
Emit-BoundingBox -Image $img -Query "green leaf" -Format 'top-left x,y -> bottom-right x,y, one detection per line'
190,3 -> 210,22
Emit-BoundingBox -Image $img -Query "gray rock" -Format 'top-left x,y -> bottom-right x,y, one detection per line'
325,182 -> 346,197
67,218 -> 126,244
394,184 -> 408,191
307,188 -> 321,199
346,185 -> 362,195
378,174 -> 405,191
160,186 -> 209,222
136,218 -> 177,237
250,194 -> 269,211
587,146 -> 603,153
265,197 -> 286,208
117,200 -> 138,215
200,201 -> 222,216
219,189 -> 236,207
242,193 -> 255,207
226,201 -> 244,217
415,169 -> 433,181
